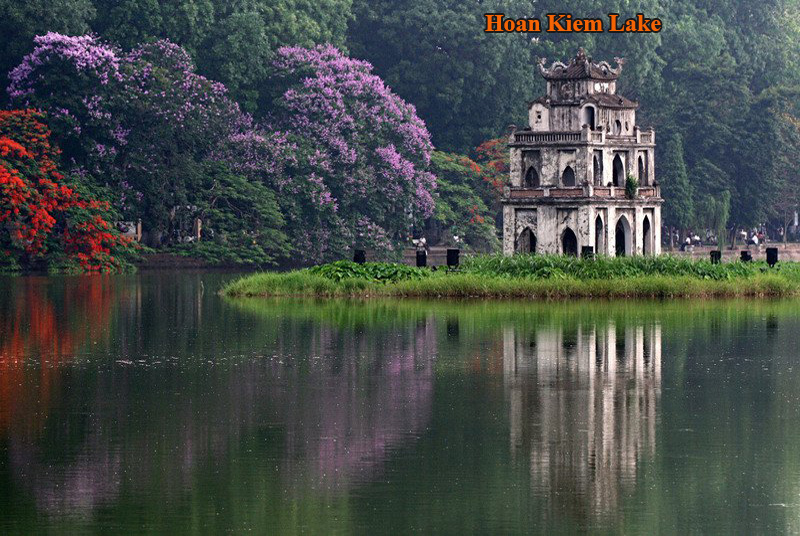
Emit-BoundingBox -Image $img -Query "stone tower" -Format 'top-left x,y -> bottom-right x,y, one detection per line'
502,49 -> 662,257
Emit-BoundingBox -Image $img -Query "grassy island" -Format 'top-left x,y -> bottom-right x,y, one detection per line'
222,255 -> 800,299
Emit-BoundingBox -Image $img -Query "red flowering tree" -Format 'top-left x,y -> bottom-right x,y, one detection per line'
0,109 -> 131,272
427,151 -> 499,251
474,137 -> 509,200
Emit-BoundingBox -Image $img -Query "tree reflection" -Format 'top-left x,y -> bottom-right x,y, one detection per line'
504,319 -> 661,522
1,282 -> 437,519
0,276 -> 118,434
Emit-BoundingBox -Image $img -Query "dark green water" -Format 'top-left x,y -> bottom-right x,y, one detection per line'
1,272 -> 800,534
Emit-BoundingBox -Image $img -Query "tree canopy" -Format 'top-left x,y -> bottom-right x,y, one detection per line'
1,0 -> 799,266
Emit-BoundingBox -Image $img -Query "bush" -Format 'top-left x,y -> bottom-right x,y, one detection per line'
625,173 -> 639,199
308,260 -> 431,283
460,254 -> 783,281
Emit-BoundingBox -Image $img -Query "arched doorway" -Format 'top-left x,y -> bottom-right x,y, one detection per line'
612,154 -> 624,187
562,228 -> 578,256
562,166 -> 576,187
593,155 -> 602,185
582,106 -> 596,130
524,167 -> 539,187
615,216 -> 631,256
643,216 -> 652,256
638,155 -> 646,185
595,215 -> 605,255
516,228 -> 536,253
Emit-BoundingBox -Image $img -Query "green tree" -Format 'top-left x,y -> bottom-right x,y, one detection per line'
0,0 -> 95,106
170,163 -> 290,267
428,151 -> 500,252
659,133 -> 694,248
347,0 -> 535,153
91,0 -> 353,114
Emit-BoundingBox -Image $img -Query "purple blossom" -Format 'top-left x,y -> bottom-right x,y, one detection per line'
264,44 -> 437,262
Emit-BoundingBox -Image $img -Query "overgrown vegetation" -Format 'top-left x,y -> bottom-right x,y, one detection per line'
1,0 -> 798,268
460,254 -> 794,281
308,260 -> 431,283
223,255 -> 800,299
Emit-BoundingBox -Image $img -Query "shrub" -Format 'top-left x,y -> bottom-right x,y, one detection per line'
0,110 -> 134,272
308,260 -> 431,283
625,173 -> 639,199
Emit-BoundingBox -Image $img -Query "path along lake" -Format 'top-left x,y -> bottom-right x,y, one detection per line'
2,271 -> 800,533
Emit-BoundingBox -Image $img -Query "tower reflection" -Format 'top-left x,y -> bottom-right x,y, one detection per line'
504,319 -> 661,519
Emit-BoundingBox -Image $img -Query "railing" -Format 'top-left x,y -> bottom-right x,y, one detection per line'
513,128 -> 655,145
507,184 -> 660,199
512,131 -> 581,144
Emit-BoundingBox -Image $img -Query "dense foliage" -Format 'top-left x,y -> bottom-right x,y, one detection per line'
428,151 -> 499,251
1,0 -> 799,267
225,256 -> 800,299
308,260 -> 430,283
460,254 -> 789,281
8,34 -> 253,244
0,110 -> 132,272
259,45 -> 436,262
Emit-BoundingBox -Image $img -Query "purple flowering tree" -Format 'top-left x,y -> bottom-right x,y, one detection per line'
257,45 -> 436,262
9,37 -> 437,263
7,33 -> 256,247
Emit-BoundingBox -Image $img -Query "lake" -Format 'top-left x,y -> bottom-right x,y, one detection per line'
1,272 -> 800,533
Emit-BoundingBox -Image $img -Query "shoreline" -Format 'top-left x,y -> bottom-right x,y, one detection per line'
223,258 -> 800,300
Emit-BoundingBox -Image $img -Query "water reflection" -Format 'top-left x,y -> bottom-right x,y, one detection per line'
504,320 -> 661,520
0,275 -> 436,523
0,276 -> 120,435
4,275 -> 800,533
264,314 -> 436,494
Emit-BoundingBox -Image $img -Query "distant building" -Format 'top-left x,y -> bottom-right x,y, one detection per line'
502,49 -> 662,256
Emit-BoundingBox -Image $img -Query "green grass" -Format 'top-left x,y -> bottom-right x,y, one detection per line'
222,255 -> 800,299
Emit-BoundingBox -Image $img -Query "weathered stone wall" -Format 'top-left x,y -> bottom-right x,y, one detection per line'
504,202 -> 663,256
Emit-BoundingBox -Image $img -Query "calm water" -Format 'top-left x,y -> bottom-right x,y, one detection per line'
2,272 -> 800,533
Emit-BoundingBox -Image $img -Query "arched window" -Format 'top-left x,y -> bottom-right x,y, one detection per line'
638,155 -> 646,185
562,228 -> 578,256
615,216 -> 631,257
562,166 -> 576,187
612,154 -> 624,187
582,106 -> 596,130
517,228 -> 537,254
613,120 -> 622,136
524,167 -> 539,187
595,215 -> 605,255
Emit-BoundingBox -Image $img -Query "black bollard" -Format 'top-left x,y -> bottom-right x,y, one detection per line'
446,248 -> 460,268
581,246 -> 595,259
353,249 -> 366,264
416,250 -> 427,268
710,250 -> 721,264
766,247 -> 778,267
740,250 -> 752,263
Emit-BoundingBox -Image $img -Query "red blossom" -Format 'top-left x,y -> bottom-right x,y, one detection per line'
0,110 -> 130,271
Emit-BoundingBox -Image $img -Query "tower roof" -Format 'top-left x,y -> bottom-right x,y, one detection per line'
537,48 -> 624,81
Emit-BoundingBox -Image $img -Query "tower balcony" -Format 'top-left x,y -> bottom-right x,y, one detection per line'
509,126 -> 654,146
504,184 -> 660,201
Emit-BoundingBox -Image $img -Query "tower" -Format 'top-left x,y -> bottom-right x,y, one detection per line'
502,49 -> 662,257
